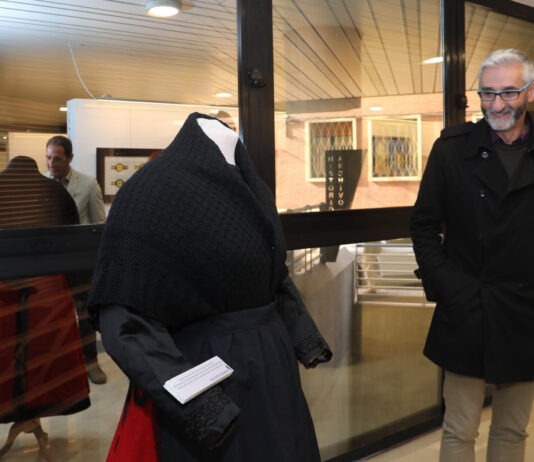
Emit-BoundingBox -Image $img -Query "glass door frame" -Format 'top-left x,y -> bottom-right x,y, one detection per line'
238,1 -> 534,460
2,0 -> 534,460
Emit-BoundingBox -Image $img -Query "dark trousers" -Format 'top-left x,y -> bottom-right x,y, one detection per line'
75,301 -> 98,363
71,270 -> 98,364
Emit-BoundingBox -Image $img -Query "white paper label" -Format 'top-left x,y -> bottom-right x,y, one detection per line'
163,356 -> 233,405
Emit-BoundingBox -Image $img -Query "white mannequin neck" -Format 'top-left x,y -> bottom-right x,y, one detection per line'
197,118 -> 238,165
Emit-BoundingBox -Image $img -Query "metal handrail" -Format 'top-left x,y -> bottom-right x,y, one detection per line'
355,241 -> 426,303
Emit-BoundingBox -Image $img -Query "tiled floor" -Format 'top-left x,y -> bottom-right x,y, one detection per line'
2,350 -> 534,461
0,352 -> 127,461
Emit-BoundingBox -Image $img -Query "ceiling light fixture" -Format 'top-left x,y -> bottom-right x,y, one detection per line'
423,56 -> 443,64
215,92 -> 232,98
369,106 -> 384,111
146,0 -> 180,17
60,107 -> 68,112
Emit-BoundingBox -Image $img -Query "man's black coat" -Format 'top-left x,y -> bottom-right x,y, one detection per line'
411,113 -> 534,383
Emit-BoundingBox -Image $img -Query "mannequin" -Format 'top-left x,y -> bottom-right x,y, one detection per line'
88,112 -> 331,462
196,117 -> 238,165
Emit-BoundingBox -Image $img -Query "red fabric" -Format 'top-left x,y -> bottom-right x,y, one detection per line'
106,387 -> 158,462
0,275 -> 89,420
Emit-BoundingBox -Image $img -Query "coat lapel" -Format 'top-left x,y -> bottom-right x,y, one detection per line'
469,113 -> 534,196
190,113 -> 286,290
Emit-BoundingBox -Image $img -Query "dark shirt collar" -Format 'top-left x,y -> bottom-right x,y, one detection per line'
490,114 -> 531,145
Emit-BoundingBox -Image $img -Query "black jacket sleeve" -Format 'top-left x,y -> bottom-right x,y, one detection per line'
276,275 -> 332,367
99,304 -> 240,449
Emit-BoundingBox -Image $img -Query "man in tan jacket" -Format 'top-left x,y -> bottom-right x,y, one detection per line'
46,135 -> 107,384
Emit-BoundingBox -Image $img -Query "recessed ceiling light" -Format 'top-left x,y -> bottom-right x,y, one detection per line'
146,0 -> 180,17
423,57 -> 443,64
2,136 -> 7,140
215,92 -> 232,98
60,107 -> 68,112
369,106 -> 384,111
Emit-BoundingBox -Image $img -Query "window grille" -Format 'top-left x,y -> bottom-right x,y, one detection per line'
367,116 -> 422,181
306,119 -> 356,181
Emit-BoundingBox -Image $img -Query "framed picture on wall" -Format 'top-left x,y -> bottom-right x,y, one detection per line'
367,115 -> 422,181
96,148 -> 162,203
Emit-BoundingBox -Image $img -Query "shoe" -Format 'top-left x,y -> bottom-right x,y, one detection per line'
87,363 -> 107,384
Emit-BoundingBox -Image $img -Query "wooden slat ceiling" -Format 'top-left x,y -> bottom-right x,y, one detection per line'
273,0 -> 442,101
0,0 -> 533,141
0,0 -> 238,133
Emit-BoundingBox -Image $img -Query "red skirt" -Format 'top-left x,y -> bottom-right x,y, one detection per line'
0,275 -> 90,422
106,385 -> 158,462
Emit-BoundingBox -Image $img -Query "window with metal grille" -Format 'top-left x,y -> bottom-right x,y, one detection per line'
306,119 -> 356,181
367,116 -> 422,181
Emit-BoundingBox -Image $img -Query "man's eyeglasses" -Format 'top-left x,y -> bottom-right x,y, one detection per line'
477,80 -> 533,102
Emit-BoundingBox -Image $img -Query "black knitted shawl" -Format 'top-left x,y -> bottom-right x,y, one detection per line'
87,113 -> 287,327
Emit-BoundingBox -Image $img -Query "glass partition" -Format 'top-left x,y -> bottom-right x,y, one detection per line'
0,0 -> 238,221
0,1 -> 238,460
273,0 -> 443,212
288,241 -> 440,460
0,268 -> 125,461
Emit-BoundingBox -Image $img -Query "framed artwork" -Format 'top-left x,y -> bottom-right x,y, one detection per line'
367,115 -> 422,181
96,148 -> 162,203
371,136 -> 414,178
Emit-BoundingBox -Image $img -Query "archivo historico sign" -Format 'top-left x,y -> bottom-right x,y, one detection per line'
325,150 -> 363,211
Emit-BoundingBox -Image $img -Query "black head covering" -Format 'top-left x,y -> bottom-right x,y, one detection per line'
87,113 -> 287,327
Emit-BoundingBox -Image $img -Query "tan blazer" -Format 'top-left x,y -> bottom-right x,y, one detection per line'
66,168 -> 106,224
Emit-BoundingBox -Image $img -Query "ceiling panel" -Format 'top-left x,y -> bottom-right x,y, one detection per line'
273,0 -> 443,102
465,3 -> 534,91
0,0 -> 238,134
0,0 -> 533,147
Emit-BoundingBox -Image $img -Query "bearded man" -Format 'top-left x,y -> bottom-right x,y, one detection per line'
411,49 -> 534,462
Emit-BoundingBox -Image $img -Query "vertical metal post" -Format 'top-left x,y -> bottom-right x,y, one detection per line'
442,0 -> 466,128
237,0 -> 276,195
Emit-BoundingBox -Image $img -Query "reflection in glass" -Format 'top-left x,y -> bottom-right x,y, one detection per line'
0,156 -> 78,229
0,157 -> 90,459
274,0 -> 443,212
0,0 -> 242,458
288,241 -> 439,460
308,119 -> 356,181
369,116 -> 421,180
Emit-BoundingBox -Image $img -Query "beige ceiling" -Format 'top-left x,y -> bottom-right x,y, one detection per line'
0,0 -> 533,144
0,0 -> 238,133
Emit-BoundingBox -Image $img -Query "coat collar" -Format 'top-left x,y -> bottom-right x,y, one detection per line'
467,112 -> 534,196
179,113 -> 285,286
464,112 -> 534,158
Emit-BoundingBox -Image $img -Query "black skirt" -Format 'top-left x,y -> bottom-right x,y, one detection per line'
161,300 -> 321,462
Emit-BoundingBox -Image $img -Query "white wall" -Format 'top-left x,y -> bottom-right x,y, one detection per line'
7,132 -> 66,174
67,99 -> 238,177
